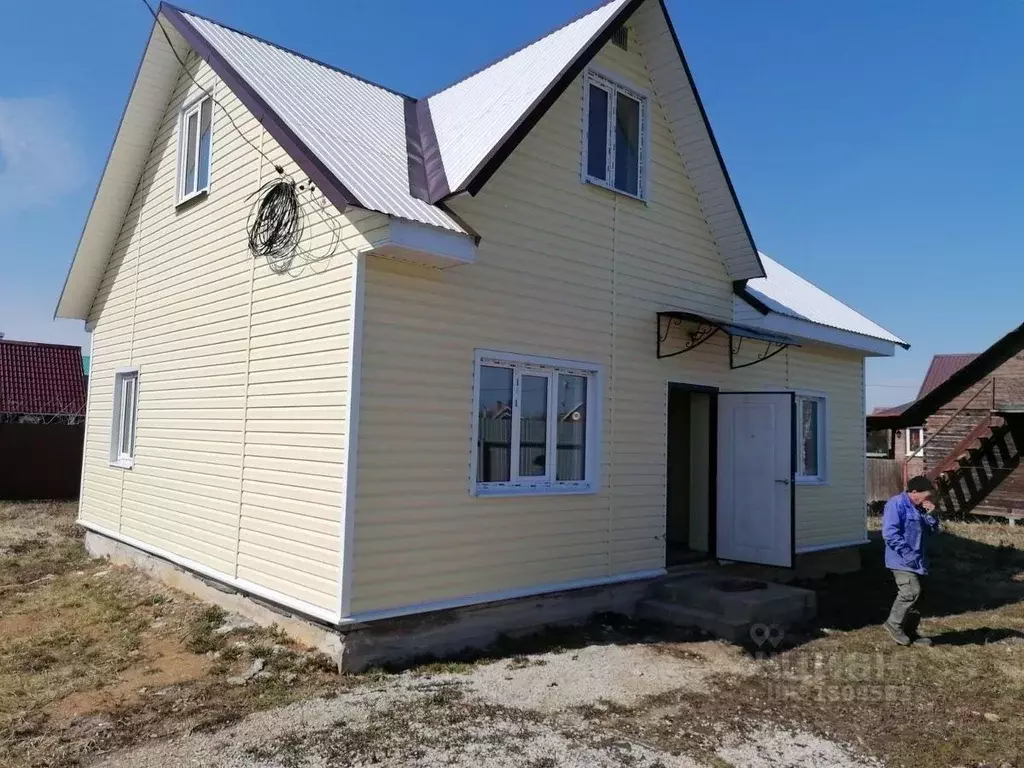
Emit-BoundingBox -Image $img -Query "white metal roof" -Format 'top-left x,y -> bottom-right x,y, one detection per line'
427,0 -> 631,193
743,252 -> 906,347
57,0 -> 773,319
182,13 -> 466,234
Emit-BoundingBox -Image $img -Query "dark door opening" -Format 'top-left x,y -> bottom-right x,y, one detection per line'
666,385 -> 715,567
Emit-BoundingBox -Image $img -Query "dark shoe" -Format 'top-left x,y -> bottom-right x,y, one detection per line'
911,635 -> 933,647
884,621 -> 912,646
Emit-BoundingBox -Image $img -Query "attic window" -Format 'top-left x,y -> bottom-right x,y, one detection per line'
582,71 -> 648,200
177,95 -> 213,204
612,26 -> 629,51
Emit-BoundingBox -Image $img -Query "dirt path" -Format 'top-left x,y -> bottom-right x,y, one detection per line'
93,641 -> 880,768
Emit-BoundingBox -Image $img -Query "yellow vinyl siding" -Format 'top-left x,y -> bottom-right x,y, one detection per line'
78,54 -> 388,617
350,39 -> 866,614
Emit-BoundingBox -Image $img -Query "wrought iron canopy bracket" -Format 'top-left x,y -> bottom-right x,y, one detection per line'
729,338 -> 790,370
657,313 -> 720,359
658,311 -> 797,366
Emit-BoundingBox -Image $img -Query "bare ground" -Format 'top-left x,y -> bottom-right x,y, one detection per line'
1,502 -> 1022,767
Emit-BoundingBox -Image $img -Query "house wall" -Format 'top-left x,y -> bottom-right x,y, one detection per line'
79,54 -> 388,620
350,36 -> 868,616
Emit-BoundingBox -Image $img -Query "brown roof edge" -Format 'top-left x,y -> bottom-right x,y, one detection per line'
867,321 -> 1024,430
916,353 -> 979,399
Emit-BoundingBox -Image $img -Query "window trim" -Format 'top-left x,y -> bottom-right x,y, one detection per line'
794,391 -> 828,485
581,68 -> 650,202
176,94 -> 214,205
905,426 -> 924,457
109,367 -> 140,469
470,350 -> 603,497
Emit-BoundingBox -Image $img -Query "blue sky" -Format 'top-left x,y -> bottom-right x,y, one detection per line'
1,1 -> 1021,410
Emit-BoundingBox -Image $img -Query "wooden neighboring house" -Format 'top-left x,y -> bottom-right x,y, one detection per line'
0,339 -> 87,500
868,322 -> 1024,522
867,354 -> 978,483
54,1 -> 907,647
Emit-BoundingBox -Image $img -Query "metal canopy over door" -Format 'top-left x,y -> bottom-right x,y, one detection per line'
716,392 -> 795,567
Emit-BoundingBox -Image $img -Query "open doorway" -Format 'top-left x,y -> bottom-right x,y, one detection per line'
666,384 -> 715,567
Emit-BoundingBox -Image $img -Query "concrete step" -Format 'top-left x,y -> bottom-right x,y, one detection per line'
647,573 -> 816,627
638,599 -> 752,644
640,572 -> 816,645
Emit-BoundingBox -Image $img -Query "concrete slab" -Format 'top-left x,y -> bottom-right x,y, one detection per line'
640,573 -> 816,644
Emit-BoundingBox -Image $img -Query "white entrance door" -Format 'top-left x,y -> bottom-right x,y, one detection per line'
717,392 -> 793,567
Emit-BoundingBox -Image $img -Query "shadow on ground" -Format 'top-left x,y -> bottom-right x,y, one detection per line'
797,522 -> 1024,643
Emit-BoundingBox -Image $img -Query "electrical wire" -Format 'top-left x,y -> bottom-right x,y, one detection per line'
246,178 -> 303,273
141,0 -> 342,273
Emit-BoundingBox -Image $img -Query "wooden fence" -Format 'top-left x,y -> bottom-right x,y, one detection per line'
0,423 -> 84,500
867,457 -> 902,503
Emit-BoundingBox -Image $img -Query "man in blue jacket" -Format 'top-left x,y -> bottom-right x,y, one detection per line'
882,475 -> 940,646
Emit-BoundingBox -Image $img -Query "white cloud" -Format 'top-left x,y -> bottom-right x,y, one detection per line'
0,95 -> 86,211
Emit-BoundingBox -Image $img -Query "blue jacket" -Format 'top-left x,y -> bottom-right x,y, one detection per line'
882,492 -> 939,574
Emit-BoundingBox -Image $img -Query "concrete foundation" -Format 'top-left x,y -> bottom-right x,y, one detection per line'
337,578 -> 654,671
84,531 -> 345,663
86,528 -> 835,671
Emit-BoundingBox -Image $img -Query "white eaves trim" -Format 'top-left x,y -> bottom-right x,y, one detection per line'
367,217 -> 477,268
55,18 -> 186,321
736,308 -> 899,357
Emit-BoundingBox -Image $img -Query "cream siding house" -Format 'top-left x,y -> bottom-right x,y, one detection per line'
57,0 -> 906,631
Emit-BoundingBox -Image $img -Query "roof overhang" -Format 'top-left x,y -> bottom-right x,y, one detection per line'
735,307 -> 902,358
55,14 -> 186,321
365,217 -> 478,269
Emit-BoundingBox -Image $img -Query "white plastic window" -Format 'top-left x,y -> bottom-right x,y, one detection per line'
583,71 -> 647,199
796,394 -> 827,483
110,369 -> 139,468
178,96 -> 213,202
473,352 -> 600,495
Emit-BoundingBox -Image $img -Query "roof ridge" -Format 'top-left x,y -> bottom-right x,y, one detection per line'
161,3 -> 416,101
425,0 -> 625,99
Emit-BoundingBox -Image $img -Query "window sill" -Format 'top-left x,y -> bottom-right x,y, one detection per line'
109,459 -> 134,470
175,188 -> 209,210
794,477 -> 828,487
473,484 -> 598,498
583,176 -> 647,204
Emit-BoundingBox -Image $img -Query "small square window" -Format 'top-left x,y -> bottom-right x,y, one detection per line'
906,426 -> 924,457
795,394 -> 826,483
582,71 -> 647,200
473,352 -> 601,496
177,96 -> 213,203
110,369 -> 139,468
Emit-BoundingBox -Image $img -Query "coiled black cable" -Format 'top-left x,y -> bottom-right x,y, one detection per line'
247,177 -> 304,273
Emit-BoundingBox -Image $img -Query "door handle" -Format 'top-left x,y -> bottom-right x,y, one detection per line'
775,479 -> 790,485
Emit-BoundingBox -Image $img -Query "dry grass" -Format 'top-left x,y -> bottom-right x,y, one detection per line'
0,502 -> 345,768
587,519 -> 1024,768
1,501 -> 1021,768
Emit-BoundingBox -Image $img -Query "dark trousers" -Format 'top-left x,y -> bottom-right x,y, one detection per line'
887,569 -> 922,633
